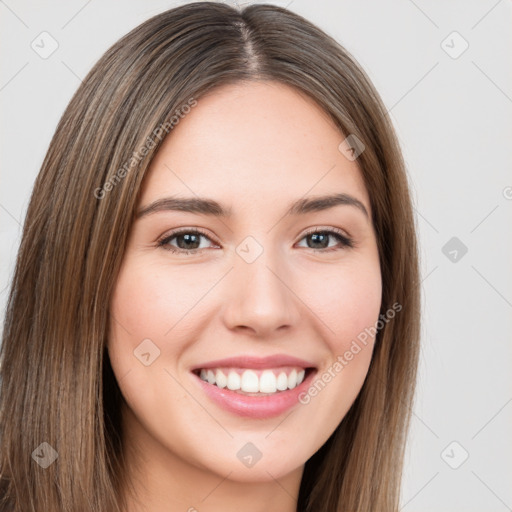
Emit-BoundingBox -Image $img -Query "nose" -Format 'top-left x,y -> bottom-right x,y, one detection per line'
221,249 -> 301,338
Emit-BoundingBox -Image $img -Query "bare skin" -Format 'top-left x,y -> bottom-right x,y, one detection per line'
108,80 -> 382,512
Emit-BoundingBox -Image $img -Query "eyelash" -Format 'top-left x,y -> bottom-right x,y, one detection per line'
157,227 -> 354,255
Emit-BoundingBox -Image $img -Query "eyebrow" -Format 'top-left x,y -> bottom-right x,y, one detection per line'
136,193 -> 369,220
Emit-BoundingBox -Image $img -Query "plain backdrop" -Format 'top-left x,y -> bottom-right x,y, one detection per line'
1,1 -> 511,510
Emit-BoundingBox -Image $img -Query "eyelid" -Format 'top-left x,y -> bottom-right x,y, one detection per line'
301,225 -> 352,240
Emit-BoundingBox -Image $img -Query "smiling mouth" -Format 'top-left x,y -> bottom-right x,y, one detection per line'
192,366 -> 316,396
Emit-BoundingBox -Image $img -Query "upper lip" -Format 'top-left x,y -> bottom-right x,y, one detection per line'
190,354 -> 317,371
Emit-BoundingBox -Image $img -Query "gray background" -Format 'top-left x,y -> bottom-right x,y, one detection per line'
1,0 -> 511,510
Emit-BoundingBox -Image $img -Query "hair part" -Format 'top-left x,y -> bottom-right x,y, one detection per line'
0,3 -> 420,511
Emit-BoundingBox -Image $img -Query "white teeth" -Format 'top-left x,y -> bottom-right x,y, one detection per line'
240,370 -> 259,392
259,370 -> 277,393
276,372 -> 288,391
215,369 -> 227,388
227,371 -> 241,390
206,369 -> 216,385
198,367 -> 308,394
288,369 -> 297,389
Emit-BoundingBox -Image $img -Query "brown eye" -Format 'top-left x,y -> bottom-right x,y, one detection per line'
158,229 -> 216,254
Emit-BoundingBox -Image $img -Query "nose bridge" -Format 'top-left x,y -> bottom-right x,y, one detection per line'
222,234 -> 300,335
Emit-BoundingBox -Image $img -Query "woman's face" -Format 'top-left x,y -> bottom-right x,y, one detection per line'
108,81 -> 382,485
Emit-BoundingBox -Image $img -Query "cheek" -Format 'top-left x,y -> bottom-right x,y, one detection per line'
109,259 -> 203,345
308,258 -> 382,354
296,256 -> 382,413
107,259 -> 217,410
107,261 -> 175,392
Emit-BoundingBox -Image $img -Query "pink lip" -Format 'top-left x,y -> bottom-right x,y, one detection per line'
190,354 -> 316,371
190,355 -> 317,419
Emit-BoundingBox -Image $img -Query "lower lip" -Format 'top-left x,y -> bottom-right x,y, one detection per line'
192,370 -> 316,419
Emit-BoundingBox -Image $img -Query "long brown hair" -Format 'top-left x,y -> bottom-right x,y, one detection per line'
0,2 -> 421,511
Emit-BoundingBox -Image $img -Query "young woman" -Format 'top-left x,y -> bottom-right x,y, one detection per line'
0,2 -> 421,511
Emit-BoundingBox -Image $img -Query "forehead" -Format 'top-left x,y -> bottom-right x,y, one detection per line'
139,81 -> 371,216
